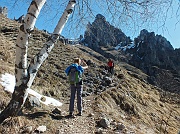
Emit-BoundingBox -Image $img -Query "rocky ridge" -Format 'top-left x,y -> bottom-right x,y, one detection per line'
127,29 -> 180,93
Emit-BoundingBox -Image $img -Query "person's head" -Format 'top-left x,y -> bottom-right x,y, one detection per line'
74,58 -> 81,65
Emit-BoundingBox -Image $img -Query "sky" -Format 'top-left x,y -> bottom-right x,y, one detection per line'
0,0 -> 179,49
0,73 -> 63,107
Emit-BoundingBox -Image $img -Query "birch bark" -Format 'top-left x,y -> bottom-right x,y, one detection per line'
0,0 -> 46,123
27,0 -> 76,87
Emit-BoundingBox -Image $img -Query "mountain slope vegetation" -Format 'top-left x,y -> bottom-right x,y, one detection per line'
0,14 -> 179,134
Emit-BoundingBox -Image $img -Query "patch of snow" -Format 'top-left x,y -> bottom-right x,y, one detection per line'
80,38 -> 85,41
114,43 -> 135,51
115,44 -> 121,50
0,73 -> 15,93
72,44 -> 81,46
0,73 -> 62,107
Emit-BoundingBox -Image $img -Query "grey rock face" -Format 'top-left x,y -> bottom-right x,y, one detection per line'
126,29 -> 180,93
83,14 -> 132,49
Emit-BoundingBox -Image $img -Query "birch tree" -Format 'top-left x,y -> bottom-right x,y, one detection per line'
0,0 -> 76,123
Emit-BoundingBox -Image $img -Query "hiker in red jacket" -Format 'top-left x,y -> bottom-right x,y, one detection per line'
107,58 -> 114,75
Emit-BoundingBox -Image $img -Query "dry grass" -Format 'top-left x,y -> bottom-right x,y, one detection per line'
95,69 -> 180,133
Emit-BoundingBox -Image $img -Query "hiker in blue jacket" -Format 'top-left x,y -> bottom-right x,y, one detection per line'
65,58 -> 88,117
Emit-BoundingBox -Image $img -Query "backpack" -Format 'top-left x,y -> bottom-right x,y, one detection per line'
68,67 -> 82,85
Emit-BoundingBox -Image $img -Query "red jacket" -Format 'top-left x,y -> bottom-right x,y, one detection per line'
108,60 -> 114,67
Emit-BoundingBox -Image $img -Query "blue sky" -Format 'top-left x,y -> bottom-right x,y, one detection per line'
0,0 -> 179,49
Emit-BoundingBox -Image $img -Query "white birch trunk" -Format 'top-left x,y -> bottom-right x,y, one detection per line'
27,0 -> 76,87
0,0 -> 46,123
16,0 -> 46,87
15,0 -> 46,105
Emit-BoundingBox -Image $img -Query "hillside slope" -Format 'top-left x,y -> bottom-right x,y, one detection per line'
0,14 -> 180,134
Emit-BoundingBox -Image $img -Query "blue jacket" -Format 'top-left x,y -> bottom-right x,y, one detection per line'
65,64 -> 84,75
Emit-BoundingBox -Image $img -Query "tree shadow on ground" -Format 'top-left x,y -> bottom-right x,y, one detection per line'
24,111 -> 49,119
50,114 -> 78,120
23,111 -> 74,120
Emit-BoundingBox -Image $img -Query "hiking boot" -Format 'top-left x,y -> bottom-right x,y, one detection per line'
69,112 -> 76,118
69,112 -> 73,115
77,112 -> 82,116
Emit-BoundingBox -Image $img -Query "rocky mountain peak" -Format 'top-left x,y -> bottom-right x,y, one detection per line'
95,14 -> 106,21
137,29 -> 173,50
83,14 -> 132,49
126,29 -> 180,93
129,29 -> 176,70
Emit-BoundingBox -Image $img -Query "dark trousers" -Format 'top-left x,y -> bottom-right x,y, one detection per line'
109,66 -> 114,74
69,84 -> 83,113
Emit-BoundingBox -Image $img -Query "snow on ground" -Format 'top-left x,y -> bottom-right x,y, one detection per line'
0,73 -> 62,107
115,43 -> 135,51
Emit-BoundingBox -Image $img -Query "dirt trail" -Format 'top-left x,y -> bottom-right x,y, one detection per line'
53,96 -> 97,134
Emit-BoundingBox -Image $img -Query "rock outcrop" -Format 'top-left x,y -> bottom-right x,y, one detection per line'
0,6 -> 8,17
126,29 -> 180,93
83,14 -> 132,52
127,29 -> 175,71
